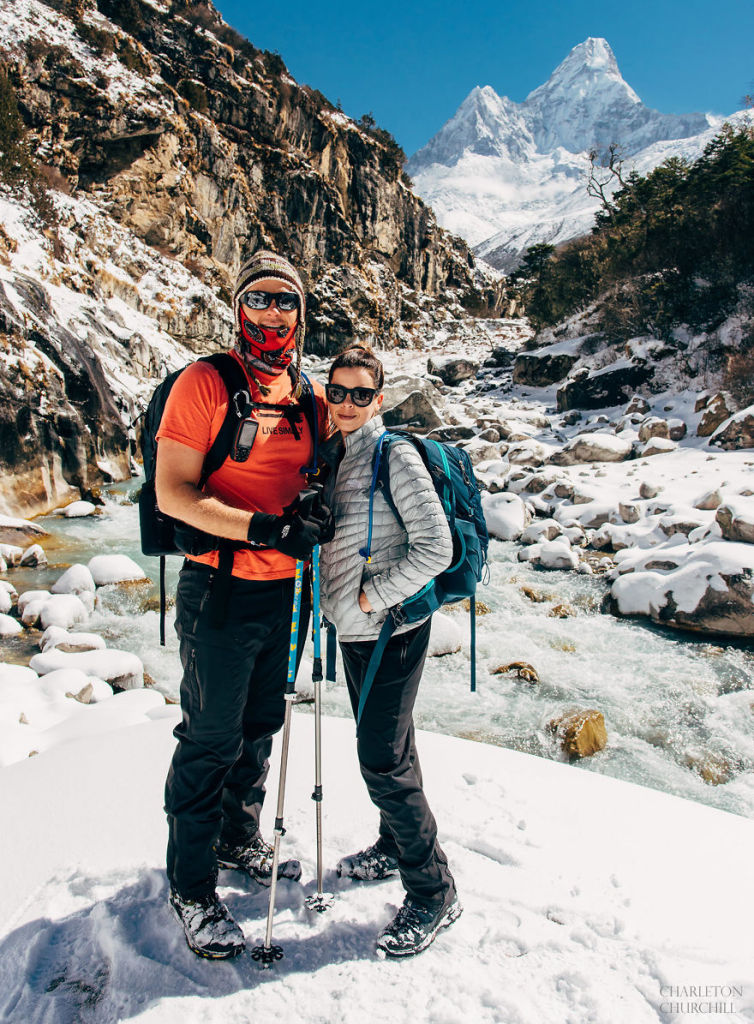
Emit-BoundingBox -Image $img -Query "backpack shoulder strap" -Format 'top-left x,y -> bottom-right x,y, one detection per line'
198,353 -> 249,486
296,370 -> 320,476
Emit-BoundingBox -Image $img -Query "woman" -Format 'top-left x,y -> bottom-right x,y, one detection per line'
319,345 -> 461,959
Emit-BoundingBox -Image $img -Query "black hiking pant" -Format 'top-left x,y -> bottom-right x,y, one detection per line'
340,618 -> 455,907
165,560 -> 310,900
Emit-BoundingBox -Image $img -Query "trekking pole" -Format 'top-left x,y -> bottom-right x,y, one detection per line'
305,545 -> 335,913
251,557 -> 304,967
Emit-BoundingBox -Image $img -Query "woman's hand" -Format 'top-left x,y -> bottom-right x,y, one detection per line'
358,589 -> 373,613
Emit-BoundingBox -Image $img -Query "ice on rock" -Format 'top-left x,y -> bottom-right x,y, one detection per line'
51,564 -> 96,595
428,612 -> 463,656
87,554 -> 147,586
29,648 -> 144,690
0,614 -> 22,635
482,492 -> 528,541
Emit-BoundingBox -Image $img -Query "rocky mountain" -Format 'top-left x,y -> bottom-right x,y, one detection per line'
0,0 -> 504,517
407,38 -> 736,270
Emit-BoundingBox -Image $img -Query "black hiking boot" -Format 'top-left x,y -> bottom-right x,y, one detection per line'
169,888 -> 245,959
376,892 -> 462,959
336,837 -> 399,881
216,834 -> 302,886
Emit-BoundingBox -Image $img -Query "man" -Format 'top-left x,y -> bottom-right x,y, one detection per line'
156,251 -> 330,959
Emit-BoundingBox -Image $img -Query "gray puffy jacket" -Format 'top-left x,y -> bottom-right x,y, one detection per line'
319,416 -> 453,642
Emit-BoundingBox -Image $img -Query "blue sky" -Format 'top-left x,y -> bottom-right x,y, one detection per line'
215,0 -> 753,156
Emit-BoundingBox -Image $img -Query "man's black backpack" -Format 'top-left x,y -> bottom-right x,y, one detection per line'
138,353 -> 319,643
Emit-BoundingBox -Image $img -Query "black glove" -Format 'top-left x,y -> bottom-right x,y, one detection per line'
310,500 -> 335,544
248,506 -> 324,560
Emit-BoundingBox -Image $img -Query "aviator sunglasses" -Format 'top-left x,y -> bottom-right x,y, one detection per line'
326,383 -> 379,407
240,289 -> 299,312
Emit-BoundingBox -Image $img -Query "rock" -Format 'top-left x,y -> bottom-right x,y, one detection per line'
62,500 -> 98,518
639,481 -> 661,499
659,515 -> 707,538
548,603 -> 576,618
639,437 -> 677,457
0,589 -> 10,614
0,614 -> 22,635
428,612 -> 462,656
693,489 -> 722,511
549,710 -> 607,760
638,417 -> 670,442
697,392 -> 736,437
625,396 -> 650,415
553,482 -> 574,500
556,364 -> 652,412
668,418 -> 688,441
478,427 -> 501,443
51,564 -> 97,596
521,520 -> 562,544
87,554 -> 147,586
426,425 -> 476,442
716,500 -> 754,544
610,540 -> 754,636
29,648 -> 144,690
20,544 -> 47,568
481,493 -> 528,541
520,585 -> 553,603
40,625 -> 106,653
484,346 -> 514,368
618,502 -> 640,524
39,594 -> 89,631
709,403 -> 754,451
491,662 -> 539,683
427,356 -> 479,386
460,438 -> 503,466
512,352 -> 578,387
518,540 -> 579,570
684,752 -> 735,786
382,391 -> 443,433
506,440 -> 548,467
0,544 -> 23,566
66,682 -> 95,704
550,433 -> 632,465
0,515 -> 48,546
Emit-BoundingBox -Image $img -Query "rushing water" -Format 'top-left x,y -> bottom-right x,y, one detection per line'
4,484 -> 754,820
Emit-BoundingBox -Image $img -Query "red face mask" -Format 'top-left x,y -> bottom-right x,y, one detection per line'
238,307 -> 297,372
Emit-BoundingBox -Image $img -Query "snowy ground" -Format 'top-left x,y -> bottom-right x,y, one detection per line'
1,711 -> 753,1024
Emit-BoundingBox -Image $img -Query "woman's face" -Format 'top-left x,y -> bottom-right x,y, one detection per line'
328,367 -> 383,436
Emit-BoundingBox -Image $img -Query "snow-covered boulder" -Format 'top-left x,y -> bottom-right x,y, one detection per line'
521,519 -> 562,545
518,539 -> 579,570
710,404 -> 754,450
51,564 -> 96,596
482,493 -> 529,541
427,355 -> 479,386
87,555 -> 147,586
62,501 -> 97,518
697,392 -> 736,437
20,544 -> 47,567
382,391 -> 443,432
506,440 -> 548,466
716,499 -> 754,544
0,544 -> 23,566
0,515 -> 48,544
550,433 -> 632,465
428,612 -> 463,656
693,488 -> 723,511
40,625 -> 107,653
29,648 -> 144,690
638,437 -> 677,457
638,417 -> 670,442
0,614 -> 22,635
18,592 -> 51,627
35,669 -> 113,703
460,437 -> 503,466
38,594 -> 89,631
0,589 -> 11,615
610,540 -> 754,637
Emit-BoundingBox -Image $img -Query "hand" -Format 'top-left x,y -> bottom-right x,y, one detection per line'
247,506 -> 325,560
311,500 -> 335,544
358,589 -> 373,613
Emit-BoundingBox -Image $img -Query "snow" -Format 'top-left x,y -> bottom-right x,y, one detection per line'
481,492 -> 527,540
0,709 -> 752,1022
61,500 -> 98,518
28,648 -> 144,690
88,554 -> 148,586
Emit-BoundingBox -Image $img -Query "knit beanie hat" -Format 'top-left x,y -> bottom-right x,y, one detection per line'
233,250 -> 307,392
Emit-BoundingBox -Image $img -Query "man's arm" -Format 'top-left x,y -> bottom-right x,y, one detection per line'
155,437 -> 252,541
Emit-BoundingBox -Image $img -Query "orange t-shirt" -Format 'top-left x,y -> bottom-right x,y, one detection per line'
156,352 -> 328,580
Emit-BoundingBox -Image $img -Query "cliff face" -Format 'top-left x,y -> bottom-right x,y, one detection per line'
0,0 -> 503,515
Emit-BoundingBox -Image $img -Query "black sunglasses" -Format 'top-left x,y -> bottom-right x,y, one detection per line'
326,383 -> 379,407
240,290 -> 299,312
